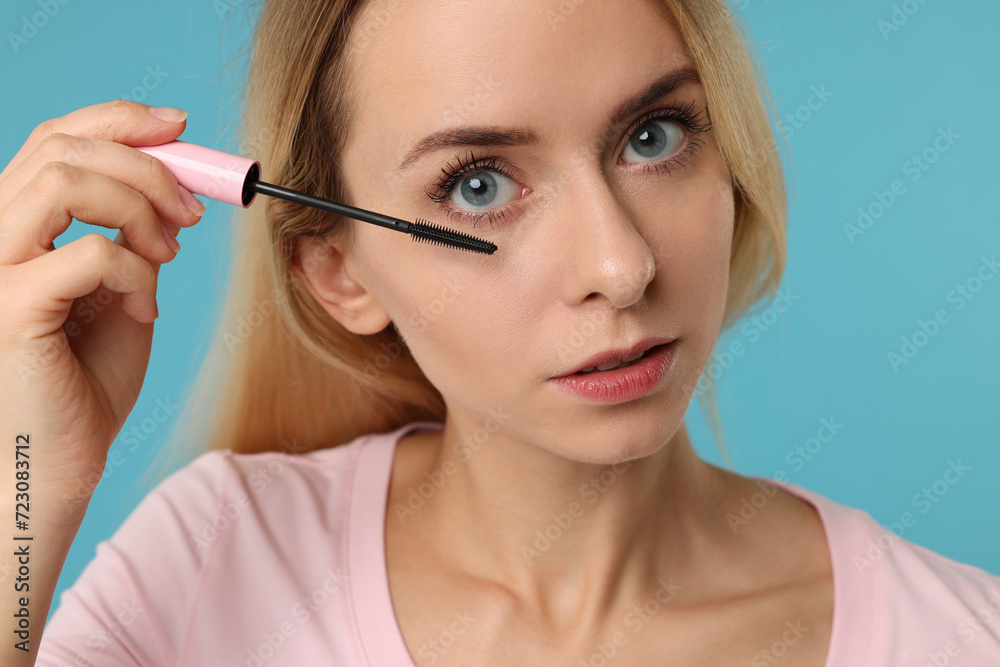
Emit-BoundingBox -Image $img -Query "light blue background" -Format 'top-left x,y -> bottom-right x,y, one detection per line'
1,0 -> 997,624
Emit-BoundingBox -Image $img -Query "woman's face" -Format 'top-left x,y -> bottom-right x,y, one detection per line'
330,0 -> 735,463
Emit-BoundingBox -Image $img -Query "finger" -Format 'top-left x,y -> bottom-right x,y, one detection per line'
0,132 -> 204,233
0,161 -> 178,266
0,99 -> 189,187
8,233 -> 159,340
114,226 -> 173,280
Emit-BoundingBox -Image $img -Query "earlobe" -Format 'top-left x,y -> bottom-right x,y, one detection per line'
291,235 -> 392,335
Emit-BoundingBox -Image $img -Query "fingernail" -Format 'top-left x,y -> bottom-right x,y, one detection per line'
178,185 -> 206,217
148,106 -> 188,123
162,224 -> 181,253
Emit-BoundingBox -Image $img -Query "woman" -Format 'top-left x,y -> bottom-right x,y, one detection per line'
2,0 -> 997,665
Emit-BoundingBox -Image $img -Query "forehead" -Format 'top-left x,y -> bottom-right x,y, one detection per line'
342,0 -> 692,156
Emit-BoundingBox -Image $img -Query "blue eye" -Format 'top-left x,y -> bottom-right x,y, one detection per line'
623,119 -> 685,163
424,152 -> 524,230
451,170 -> 520,211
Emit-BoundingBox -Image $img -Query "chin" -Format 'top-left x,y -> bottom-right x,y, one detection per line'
553,414 -> 681,466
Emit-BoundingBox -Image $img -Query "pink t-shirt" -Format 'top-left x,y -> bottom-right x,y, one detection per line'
37,420 -> 1000,666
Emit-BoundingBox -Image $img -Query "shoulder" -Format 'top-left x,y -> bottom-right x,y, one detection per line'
120,420 -> 440,581
817,485 -> 1000,603
156,430 -> 383,520
767,478 -> 1000,659
106,430 -> 384,563
38,428 -> 415,666
851,504 -> 1000,622
853,506 -> 1000,659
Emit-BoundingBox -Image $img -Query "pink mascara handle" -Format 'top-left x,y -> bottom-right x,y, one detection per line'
133,139 -> 262,208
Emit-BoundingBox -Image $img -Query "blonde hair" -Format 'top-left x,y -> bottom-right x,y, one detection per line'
138,0 -> 787,493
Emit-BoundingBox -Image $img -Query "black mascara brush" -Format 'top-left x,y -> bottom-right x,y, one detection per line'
134,139 -> 497,255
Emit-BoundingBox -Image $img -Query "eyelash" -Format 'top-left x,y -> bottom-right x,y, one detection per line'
424,99 -> 714,230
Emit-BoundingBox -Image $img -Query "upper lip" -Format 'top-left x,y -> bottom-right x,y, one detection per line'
550,336 -> 675,379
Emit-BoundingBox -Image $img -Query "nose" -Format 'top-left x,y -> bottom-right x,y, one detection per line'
555,162 -> 656,309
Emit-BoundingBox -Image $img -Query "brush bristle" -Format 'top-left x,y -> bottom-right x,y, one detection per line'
410,218 -> 496,255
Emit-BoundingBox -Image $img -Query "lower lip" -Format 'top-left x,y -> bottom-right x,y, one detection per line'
547,342 -> 675,405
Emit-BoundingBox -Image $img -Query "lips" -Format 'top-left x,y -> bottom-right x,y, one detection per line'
552,336 -> 675,379
576,346 -> 655,374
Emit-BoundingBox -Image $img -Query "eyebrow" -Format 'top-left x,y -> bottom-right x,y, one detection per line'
395,64 -> 702,171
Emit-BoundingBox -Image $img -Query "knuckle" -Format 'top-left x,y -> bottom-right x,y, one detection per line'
95,100 -> 133,139
28,118 -> 56,143
79,233 -> 115,264
114,183 -> 160,241
113,253 -> 154,293
36,161 -> 78,193
139,151 -> 174,189
129,182 -> 157,221
40,132 -> 77,161
107,98 -> 134,120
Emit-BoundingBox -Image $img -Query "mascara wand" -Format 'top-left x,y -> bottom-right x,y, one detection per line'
134,139 -> 497,255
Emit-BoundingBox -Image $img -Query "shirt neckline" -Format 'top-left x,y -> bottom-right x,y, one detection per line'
754,476 -> 877,666
349,420 -> 444,666
349,422 -> 874,666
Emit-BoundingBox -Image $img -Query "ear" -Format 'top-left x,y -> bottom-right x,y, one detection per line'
291,234 -> 392,335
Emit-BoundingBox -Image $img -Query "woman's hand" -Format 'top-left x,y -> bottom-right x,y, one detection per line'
0,99 -> 205,505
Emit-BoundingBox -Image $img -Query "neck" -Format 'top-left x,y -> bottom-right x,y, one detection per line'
395,415 -> 734,630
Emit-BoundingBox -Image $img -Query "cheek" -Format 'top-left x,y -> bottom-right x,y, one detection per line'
690,180 -> 735,290
645,175 -> 733,286
362,233 -> 536,404
643,175 -> 734,350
